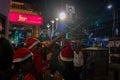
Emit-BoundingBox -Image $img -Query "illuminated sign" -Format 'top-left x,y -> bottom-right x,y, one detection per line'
9,12 -> 43,25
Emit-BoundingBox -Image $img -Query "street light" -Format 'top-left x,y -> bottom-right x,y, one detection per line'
59,11 -> 66,20
107,4 -> 113,9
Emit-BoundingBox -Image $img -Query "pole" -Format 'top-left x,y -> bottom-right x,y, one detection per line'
55,18 -> 59,32
51,20 -> 54,41
112,10 -> 115,37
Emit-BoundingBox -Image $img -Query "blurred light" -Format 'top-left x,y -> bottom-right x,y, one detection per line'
94,38 -> 97,41
47,23 -> 50,28
101,39 -> 106,48
59,12 -> 66,20
92,42 -> 96,47
8,31 -> 12,34
11,41 -> 14,44
86,40 -> 91,46
115,27 -> 119,35
104,38 -> 109,41
51,20 -> 55,23
66,33 -> 69,39
95,21 -> 100,27
107,4 -> 113,9
88,32 -> 93,39
55,18 -> 59,21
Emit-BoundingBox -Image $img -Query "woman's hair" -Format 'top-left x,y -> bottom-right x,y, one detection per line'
0,13 -> 6,35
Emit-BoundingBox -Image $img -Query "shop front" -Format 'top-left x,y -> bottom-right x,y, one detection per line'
9,12 -> 43,45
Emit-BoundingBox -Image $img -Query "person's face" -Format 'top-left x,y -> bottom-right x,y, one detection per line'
31,44 -> 40,51
47,52 -> 52,61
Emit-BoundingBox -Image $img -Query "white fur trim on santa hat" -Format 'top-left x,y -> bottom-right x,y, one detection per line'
13,52 -> 33,63
28,40 -> 40,49
60,52 -> 73,61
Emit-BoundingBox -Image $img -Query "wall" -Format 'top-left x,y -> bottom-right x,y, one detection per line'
0,0 -> 11,38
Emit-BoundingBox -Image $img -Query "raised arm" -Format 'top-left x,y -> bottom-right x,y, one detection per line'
46,32 -> 65,49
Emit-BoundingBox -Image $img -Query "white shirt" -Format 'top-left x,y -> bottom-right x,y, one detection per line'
73,51 -> 83,67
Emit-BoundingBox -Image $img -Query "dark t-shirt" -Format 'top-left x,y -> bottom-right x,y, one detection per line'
57,61 -> 75,80
0,37 -> 14,70
0,37 -> 14,80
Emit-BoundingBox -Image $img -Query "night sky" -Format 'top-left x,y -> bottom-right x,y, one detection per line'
13,0 -> 120,37
13,0 -> 120,22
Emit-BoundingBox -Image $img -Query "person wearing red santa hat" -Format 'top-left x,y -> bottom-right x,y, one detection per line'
26,37 -> 49,79
12,48 -> 39,80
25,32 -> 65,79
54,39 -> 75,80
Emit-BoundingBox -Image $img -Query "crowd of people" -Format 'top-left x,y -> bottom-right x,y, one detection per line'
0,36 -> 84,80
0,17 -> 84,80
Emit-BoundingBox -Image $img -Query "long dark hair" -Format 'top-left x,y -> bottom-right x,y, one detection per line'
0,13 -> 6,35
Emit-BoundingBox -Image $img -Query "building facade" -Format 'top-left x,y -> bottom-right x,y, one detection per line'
9,1 -> 43,44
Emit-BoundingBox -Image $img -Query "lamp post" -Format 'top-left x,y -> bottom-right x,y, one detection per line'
107,4 -> 119,37
107,4 -> 115,37
59,11 -> 66,46
48,12 -> 66,41
51,20 -> 55,40
55,18 -> 59,32
47,23 -> 51,37
112,10 -> 116,37
58,11 -> 66,32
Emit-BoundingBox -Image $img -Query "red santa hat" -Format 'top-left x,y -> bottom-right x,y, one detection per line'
60,40 -> 74,61
26,38 -> 40,49
13,48 -> 33,63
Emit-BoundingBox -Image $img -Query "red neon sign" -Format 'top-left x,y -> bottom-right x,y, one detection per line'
9,12 -> 43,25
